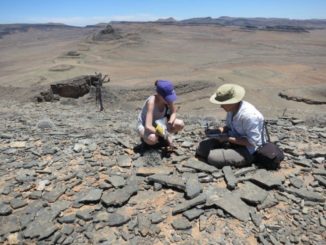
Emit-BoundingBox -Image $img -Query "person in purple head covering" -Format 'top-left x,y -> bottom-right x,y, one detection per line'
136,80 -> 184,146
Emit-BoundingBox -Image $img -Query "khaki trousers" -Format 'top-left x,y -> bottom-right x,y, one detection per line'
196,138 -> 253,168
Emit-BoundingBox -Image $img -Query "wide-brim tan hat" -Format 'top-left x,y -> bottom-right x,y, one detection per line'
209,83 -> 245,105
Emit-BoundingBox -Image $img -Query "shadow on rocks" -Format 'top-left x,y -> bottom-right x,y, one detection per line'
133,138 -> 172,160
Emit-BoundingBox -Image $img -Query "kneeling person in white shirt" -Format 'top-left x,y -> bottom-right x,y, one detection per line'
196,83 -> 265,168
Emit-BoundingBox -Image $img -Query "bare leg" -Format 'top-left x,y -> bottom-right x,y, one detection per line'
144,133 -> 159,145
138,127 -> 159,145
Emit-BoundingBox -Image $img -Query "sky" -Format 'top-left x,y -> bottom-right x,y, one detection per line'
0,0 -> 325,26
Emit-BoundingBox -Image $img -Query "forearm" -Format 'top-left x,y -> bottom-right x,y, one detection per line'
227,136 -> 252,147
145,98 -> 157,134
168,112 -> 177,124
145,127 -> 156,134
145,124 -> 156,134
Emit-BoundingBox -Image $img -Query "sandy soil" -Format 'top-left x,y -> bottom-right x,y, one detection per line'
0,23 -> 325,119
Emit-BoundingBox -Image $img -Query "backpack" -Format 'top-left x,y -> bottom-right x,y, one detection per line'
254,122 -> 284,170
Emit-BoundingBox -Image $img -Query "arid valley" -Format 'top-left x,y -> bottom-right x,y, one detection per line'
0,22 -> 325,118
0,20 -> 325,244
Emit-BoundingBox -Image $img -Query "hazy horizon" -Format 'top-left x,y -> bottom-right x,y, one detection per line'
1,0 -> 326,27
1,15 -> 326,28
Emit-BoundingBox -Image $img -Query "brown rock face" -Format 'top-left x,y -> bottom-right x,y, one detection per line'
51,80 -> 90,98
50,75 -> 100,98
92,24 -> 122,41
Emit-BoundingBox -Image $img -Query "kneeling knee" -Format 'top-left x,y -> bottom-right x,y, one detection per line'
207,150 -> 225,168
145,134 -> 158,145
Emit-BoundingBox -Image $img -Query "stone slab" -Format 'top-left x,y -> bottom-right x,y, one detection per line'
136,166 -> 174,176
101,183 -> 138,207
107,175 -> 126,188
257,194 -> 279,210
79,188 -> 103,203
171,217 -> 192,230
314,175 -> 326,187
43,186 -> 67,203
107,213 -> 130,227
183,159 -> 218,173
116,155 -> 132,167
172,193 -> 207,215
223,166 -> 237,190
249,169 -> 284,189
240,181 -> 268,205
137,214 -> 151,237
210,191 -> 250,222
284,187 -> 325,202
148,174 -> 186,191
183,208 -> 204,221
185,175 -> 202,199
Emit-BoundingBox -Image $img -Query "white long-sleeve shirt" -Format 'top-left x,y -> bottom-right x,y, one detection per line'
226,101 -> 265,154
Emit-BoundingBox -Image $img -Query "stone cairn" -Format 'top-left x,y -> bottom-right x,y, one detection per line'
0,99 -> 325,244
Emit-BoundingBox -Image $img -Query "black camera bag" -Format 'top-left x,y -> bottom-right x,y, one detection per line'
254,122 -> 284,170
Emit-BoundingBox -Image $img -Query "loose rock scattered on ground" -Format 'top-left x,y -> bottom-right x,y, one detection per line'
0,99 -> 325,244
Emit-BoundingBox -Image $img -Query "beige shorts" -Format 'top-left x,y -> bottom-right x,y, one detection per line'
136,123 -> 152,138
136,118 -> 184,138
196,138 -> 253,168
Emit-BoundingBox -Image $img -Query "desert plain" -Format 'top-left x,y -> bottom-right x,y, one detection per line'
0,23 -> 325,118
0,22 -> 325,244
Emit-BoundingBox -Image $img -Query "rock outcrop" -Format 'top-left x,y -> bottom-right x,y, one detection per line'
91,24 -> 122,41
35,74 -> 110,101
0,98 -> 325,244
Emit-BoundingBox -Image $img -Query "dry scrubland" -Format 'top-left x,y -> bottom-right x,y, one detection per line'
0,23 -> 325,244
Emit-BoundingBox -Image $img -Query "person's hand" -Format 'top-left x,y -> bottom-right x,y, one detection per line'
145,125 -> 157,135
167,121 -> 173,131
167,135 -> 174,147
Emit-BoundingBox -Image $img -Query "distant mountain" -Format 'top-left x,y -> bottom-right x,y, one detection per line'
1,16 -> 326,39
109,16 -> 326,31
0,23 -> 82,38
180,17 -> 219,24
85,23 -> 109,28
156,17 -> 177,23
179,16 -> 326,29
